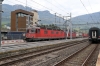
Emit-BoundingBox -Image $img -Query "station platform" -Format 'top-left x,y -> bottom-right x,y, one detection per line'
0,38 -> 87,54
96,51 -> 100,66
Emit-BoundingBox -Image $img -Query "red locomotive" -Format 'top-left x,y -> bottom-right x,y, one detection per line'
67,32 -> 76,39
24,27 -> 66,42
24,26 -> 88,42
82,33 -> 88,37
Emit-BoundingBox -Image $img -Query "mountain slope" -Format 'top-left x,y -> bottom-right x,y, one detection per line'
2,4 -> 57,25
71,12 -> 100,24
2,4 -> 100,26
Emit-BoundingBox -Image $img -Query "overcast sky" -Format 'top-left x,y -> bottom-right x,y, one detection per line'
3,0 -> 100,17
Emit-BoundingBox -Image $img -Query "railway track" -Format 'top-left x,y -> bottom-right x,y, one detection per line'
53,44 -> 98,66
0,40 -> 89,66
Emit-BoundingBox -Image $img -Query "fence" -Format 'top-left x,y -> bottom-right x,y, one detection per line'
2,34 -> 25,40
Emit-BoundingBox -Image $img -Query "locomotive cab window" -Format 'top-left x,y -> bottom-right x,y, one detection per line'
92,30 -> 97,38
31,29 -> 35,33
36,29 -> 40,33
93,31 -> 95,36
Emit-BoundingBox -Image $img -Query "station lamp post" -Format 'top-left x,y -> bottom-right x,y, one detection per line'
0,0 -> 3,47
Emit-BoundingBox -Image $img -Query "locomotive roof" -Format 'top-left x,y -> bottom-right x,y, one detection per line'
89,27 -> 100,30
40,27 -> 62,30
27,26 -> 63,31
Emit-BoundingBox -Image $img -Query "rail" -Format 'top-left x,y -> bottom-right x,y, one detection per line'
0,41 -> 88,66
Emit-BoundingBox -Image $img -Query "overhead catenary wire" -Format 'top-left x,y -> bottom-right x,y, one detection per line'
30,0 -> 58,14
26,0 -> 27,11
15,0 -> 41,10
7,0 -> 67,20
54,0 -> 86,25
88,0 -> 100,22
6,0 -> 31,10
80,0 -> 95,23
53,0 -> 67,10
3,0 -> 66,26
30,0 -> 65,25
45,0 -> 67,14
15,0 -> 99,25
14,0 -> 66,18
7,0 -> 50,11
3,0 -> 100,31
51,0 -> 87,23
7,0 -> 58,16
30,0 -> 69,18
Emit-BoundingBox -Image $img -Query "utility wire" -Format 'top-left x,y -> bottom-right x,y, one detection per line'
80,0 -> 95,23
54,0 -> 67,10
53,0 -> 93,29
31,0 -> 65,16
4,0 -> 65,25
5,0 -> 55,16
8,0 -> 65,18
26,0 -> 27,11
15,0 -> 41,10
88,0 -> 98,21
45,0 -> 67,14
31,0 -> 56,13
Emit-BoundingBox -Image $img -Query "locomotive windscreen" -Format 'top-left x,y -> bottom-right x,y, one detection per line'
92,30 -> 97,38
26,28 -> 36,33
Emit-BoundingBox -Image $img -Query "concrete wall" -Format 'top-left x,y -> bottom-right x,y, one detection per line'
31,10 -> 39,25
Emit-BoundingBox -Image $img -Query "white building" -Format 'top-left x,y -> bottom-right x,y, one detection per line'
31,10 -> 39,26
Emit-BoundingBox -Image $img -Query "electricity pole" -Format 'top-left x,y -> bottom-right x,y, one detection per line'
26,0 -> 27,11
70,13 -> 72,39
0,0 -> 3,47
59,14 -> 61,28
55,13 -> 56,25
63,13 -> 72,39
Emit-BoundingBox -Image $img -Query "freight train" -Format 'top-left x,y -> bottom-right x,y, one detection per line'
24,27 -> 88,42
89,27 -> 100,42
1,27 -> 88,41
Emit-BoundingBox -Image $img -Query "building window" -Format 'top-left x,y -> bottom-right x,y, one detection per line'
18,13 -> 21,17
24,13 -> 26,17
30,15 -> 32,18
20,13 -> 24,17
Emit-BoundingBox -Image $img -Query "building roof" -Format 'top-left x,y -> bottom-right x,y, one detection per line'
12,9 -> 34,16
